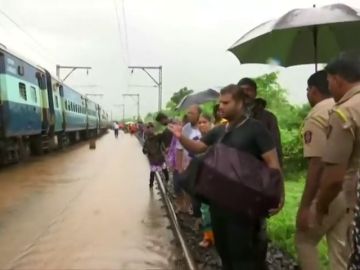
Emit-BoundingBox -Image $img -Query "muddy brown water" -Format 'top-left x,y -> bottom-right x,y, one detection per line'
0,133 -> 182,270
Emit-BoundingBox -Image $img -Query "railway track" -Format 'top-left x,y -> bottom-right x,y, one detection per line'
137,134 -> 197,270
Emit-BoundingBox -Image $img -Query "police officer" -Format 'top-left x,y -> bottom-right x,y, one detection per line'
315,52 -> 360,269
295,70 -> 350,270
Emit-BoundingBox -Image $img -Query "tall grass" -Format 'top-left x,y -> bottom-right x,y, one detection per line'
268,176 -> 329,268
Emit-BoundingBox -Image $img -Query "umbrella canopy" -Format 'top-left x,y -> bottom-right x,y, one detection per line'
229,4 -> 360,69
177,88 -> 220,110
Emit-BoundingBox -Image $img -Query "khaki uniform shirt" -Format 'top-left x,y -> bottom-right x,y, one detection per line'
322,85 -> 360,208
303,98 -> 335,158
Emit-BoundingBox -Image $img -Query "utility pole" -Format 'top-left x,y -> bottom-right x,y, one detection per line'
56,65 -> 92,82
113,104 -> 125,121
123,93 -> 140,120
128,66 -> 162,111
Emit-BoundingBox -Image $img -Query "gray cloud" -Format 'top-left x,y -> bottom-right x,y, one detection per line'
0,0 -> 359,119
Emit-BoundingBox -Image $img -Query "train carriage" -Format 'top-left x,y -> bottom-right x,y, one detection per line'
0,48 -> 49,162
0,46 -> 109,164
0,51 -> 46,137
62,85 -> 87,132
98,106 -> 111,133
86,98 -> 99,136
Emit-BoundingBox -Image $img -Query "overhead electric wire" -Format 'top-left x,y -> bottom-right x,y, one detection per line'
121,0 -> 130,64
113,0 -> 128,66
0,8 -> 57,65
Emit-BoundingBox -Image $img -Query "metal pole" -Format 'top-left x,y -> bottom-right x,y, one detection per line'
128,66 -> 162,112
159,66 -> 162,111
56,65 -> 92,81
137,94 -> 140,120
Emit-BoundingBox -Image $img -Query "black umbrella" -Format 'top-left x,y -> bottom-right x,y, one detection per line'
177,88 -> 220,110
229,3 -> 360,71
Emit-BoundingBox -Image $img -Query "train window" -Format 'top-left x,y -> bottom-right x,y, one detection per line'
17,66 -> 25,76
30,86 -> 37,103
55,96 -> 59,108
19,83 -> 27,101
65,100 -> 68,110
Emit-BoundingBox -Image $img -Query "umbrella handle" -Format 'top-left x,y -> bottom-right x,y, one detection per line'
313,26 -> 318,72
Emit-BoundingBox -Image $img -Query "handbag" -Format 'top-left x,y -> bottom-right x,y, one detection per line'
195,123 -> 283,217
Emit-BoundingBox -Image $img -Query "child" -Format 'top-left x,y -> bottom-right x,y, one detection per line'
143,123 -> 169,188
197,114 -> 215,248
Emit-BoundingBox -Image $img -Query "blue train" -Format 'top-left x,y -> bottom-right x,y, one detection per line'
0,46 -> 111,164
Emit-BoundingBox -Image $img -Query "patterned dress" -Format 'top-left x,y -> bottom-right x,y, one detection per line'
143,133 -> 167,172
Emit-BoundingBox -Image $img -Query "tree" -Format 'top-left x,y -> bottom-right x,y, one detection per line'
166,87 -> 194,110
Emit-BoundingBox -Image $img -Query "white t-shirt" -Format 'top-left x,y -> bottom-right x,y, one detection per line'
176,122 -> 201,168
113,123 -> 119,130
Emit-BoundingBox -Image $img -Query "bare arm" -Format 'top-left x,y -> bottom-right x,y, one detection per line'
175,149 -> 184,172
316,163 -> 347,214
262,148 -> 284,214
178,135 -> 208,154
299,157 -> 323,208
268,113 -> 283,165
169,124 -> 209,154
316,113 -> 354,215
262,148 -> 281,171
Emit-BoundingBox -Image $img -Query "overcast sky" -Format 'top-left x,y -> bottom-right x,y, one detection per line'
0,0 -> 359,119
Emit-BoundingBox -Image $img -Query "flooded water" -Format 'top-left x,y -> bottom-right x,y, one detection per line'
0,133 -> 181,270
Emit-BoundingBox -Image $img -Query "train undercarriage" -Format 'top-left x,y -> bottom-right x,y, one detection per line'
0,129 -> 105,165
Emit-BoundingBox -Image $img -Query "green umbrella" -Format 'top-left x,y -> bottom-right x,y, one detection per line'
229,3 -> 360,70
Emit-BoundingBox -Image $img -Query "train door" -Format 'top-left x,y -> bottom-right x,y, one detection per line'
45,71 -> 55,136
51,80 -> 64,133
0,53 -> 3,137
36,71 -> 49,133
0,53 -> 2,104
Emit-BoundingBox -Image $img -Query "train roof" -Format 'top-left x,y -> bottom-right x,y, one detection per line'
0,44 -> 104,112
0,44 -> 47,73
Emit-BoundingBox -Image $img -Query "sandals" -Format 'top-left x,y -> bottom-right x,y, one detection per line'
199,239 -> 212,248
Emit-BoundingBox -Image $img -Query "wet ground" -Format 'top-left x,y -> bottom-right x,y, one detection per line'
0,132 -> 181,270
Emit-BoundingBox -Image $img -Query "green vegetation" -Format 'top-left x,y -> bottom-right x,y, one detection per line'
268,178 -> 329,268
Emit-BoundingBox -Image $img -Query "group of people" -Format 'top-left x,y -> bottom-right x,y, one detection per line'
141,51 -> 360,270
112,121 -> 138,138
295,52 -> 360,270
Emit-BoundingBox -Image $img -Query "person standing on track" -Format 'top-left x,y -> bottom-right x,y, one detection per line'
113,122 -> 119,138
197,113 -> 215,248
143,123 -> 169,188
176,105 -> 202,217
